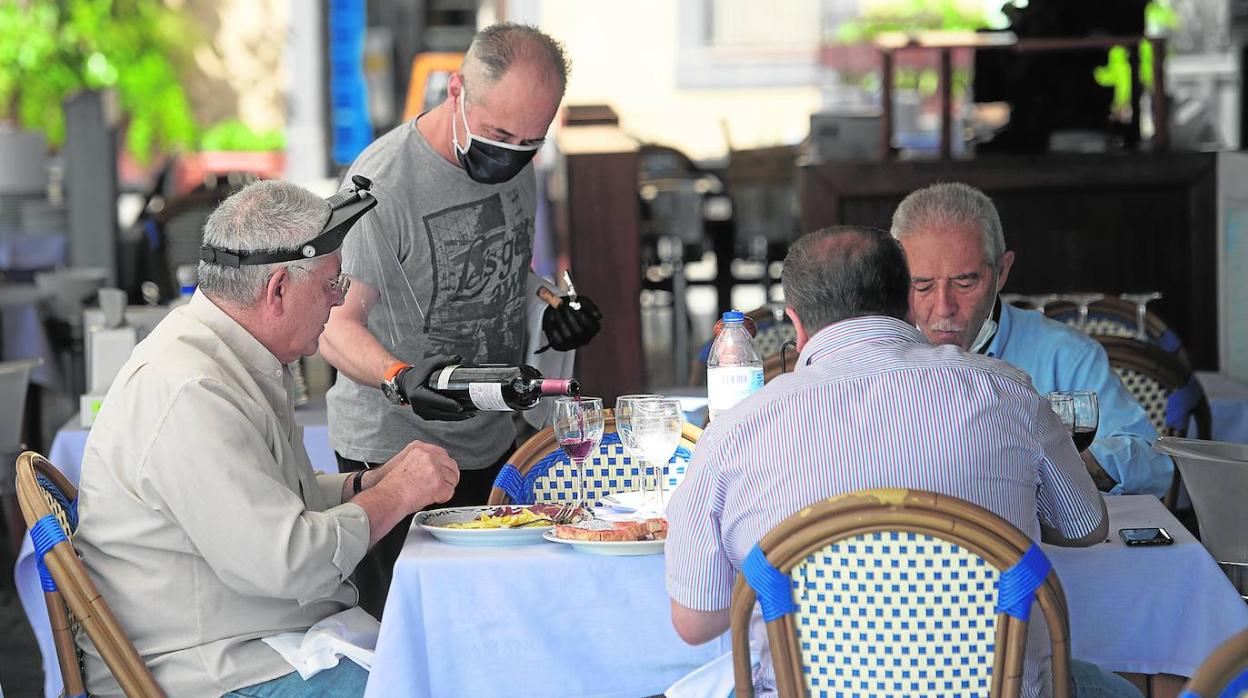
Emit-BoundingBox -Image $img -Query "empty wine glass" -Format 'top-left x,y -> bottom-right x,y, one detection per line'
553,397 -> 605,509
1120,292 -> 1163,341
1061,293 -> 1105,332
631,398 -> 684,510
615,394 -> 661,495
1019,293 -> 1061,313
1050,390 -> 1099,453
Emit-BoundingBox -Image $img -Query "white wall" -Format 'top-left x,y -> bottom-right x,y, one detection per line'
529,0 -> 822,160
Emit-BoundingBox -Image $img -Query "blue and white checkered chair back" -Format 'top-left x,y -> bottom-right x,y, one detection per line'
494,431 -> 695,506
791,531 -> 999,697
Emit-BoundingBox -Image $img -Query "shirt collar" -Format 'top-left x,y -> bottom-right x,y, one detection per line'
186,290 -> 286,381
984,295 -> 1014,359
798,315 -> 927,367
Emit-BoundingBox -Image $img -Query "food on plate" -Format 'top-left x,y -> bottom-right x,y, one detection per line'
438,503 -> 588,530
554,517 -> 667,542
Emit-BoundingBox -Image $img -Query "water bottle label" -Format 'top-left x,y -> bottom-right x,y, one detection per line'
707,367 -> 765,411
469,383 -> 510,411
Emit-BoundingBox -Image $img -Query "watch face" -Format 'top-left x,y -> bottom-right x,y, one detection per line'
381,381 -> 404,405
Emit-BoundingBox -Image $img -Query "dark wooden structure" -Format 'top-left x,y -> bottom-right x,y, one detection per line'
800,151 -> 1219,369
558,126 -> 645,403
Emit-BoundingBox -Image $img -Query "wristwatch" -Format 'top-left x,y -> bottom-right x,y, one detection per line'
381,361 -> 412,405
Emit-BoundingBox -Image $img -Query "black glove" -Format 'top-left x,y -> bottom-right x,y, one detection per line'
541,295 -> 603,352
399,354 -> 474,421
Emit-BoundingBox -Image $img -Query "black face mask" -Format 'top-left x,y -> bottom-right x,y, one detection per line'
452,90 -> 541,185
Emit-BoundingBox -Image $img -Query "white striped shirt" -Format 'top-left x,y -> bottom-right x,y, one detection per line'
665,316 -> 1104,698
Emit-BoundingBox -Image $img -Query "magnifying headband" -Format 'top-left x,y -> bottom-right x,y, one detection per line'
199,175 -> 378,268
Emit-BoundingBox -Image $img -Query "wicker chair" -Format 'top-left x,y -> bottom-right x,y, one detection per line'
1180,627 -> 1248,697
14,451 -> 165,697
1044,297 -> 1191,368
1095,335 -> 1211,509
730,488 -> 1072,698
488,409 -> 703,506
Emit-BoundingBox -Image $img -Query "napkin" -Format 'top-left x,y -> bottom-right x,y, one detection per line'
596,490 -> 667,521
261,607 -> 379,680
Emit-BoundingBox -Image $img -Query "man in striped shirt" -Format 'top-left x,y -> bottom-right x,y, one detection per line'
665,226 -> 1136,697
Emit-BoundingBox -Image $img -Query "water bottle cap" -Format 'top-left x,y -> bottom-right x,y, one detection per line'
722,310 -> 745,323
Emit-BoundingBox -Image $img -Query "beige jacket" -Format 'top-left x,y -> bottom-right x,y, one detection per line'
75,291 -> 370,697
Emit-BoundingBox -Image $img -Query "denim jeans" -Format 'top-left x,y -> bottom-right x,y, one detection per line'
221,659 -> 368,698
1071,659 -> 1144,698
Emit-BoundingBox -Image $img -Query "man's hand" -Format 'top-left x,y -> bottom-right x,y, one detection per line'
399,354 -> 473,421
541,295 -> 603,352
1082,450 -> 1118,492
378,440 -> 460,512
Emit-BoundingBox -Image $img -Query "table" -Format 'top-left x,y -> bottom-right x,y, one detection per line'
16,403 -> 336,698
367,496 -> 1247,697
0,284 -> 61,390
1196,371 -> 1248,444
365,528 -> 731,698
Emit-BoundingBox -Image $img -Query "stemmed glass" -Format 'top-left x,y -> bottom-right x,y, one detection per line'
631,399 -> 685,510
1019,293 -> 1061,313
1120,292 -> 1163,341
615,394 -> 661,496
1047,391 -> 1099,452
553,397 -> 605,509
1061,293 -> 1105,332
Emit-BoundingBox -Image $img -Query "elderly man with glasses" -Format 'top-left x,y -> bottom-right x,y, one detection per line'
73,179 -> 460,698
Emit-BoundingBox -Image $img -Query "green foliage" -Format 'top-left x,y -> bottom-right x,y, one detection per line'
1092,1 -> 1178,111
835,0 -> 989,44
0,0 -> 198,162
199,120 -> 285,152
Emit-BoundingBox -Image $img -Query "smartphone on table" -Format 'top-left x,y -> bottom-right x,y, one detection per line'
1118,527 -> 1174,546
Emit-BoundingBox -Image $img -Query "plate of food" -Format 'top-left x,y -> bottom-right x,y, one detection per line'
417,504 -> 586,546
542,517 -> 667,556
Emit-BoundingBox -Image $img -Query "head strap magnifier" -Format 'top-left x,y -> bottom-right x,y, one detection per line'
199,175 -> 377,268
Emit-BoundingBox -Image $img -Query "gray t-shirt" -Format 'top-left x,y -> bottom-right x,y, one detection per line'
327,119 -> 536,468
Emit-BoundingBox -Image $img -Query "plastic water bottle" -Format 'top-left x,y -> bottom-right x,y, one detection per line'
707,310 -> 764,421
169,264 -> 197,307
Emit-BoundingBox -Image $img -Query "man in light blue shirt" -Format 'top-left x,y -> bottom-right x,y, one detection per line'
891,182 -> 1173,497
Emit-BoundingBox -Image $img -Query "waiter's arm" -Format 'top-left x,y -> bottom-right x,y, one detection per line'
320,278 -> 400,387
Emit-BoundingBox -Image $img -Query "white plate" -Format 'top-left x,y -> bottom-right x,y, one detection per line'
416,506 -> 553,546
541,530 -> 665,556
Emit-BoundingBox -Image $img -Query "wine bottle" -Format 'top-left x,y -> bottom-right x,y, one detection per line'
425,364 -> 579,412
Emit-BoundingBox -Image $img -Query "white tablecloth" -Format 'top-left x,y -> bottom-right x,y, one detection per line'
0,284 -> 61,389
365,528 -> 731,698
1196,371 -> 1248,444
365,495 -> 1247,697
15,403 -> 336,698
1048,495 -> 1248,677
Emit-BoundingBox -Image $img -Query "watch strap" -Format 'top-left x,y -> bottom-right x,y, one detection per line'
383,361 -> 412,385
351,469 -> 366,495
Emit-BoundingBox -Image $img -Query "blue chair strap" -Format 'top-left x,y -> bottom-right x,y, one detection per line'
742,544 -> 797,622
1158,329 -> 1182,354
1177,667 -> 1248,698
30,514 -> 69,593
493,463 -> 525,504
995,543 -> 1051,622
1166,376 -> 1205,432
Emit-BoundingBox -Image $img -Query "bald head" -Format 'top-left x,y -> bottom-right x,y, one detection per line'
461,23 -> 570,102
781,226 -> 911,336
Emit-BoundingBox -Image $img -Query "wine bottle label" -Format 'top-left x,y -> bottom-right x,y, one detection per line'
468,383 -> 511,411
435,365 -> 459,391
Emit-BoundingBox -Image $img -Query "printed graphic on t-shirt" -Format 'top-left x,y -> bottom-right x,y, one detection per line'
422,193 -> 532,362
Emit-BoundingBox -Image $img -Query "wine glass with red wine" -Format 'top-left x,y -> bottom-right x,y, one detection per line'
553,397 -> 605,509
1050,390 -> 1099,452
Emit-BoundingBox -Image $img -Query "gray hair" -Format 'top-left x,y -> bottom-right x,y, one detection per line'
197,180 -> 330,306
890,182 -> 1006,266
782,226 -> 911,335
462,22 -> 570,99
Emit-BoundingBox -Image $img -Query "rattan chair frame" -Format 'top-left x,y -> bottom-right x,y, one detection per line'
729,488 -> 1072,698
488,409 -> 703,505
1182,627 -> 1248,697
1044,297 -> 1190,367
1095,335 -> 1211,509
14,451 -> 165,697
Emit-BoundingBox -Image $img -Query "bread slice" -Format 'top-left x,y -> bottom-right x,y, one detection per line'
554,519 -> 648,542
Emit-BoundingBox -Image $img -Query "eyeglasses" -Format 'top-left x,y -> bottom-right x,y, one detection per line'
291,265 -> 351,299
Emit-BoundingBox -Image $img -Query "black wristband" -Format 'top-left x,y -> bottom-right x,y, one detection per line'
351,469 -> 366,495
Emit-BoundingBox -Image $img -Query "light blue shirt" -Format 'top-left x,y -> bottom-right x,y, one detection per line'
985,300 -> 1174,497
